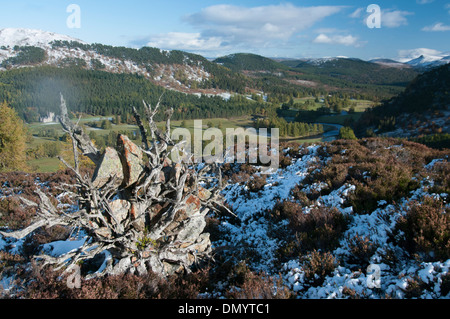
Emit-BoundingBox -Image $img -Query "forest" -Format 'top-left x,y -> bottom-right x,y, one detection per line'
254,116 -> 324,138
0,46 -> 47,68
51,41 -> 249,94
210,53 -> 418,99
355,63 -> 450,147
0,66 -> 267,122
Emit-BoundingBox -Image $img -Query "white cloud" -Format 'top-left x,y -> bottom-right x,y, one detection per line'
446,3 -> 450,14
313,33 -> 360,47
140,3 -> 345,55
416,0 -> 434,4
380,10 -> 414,28
397,48 -> 444,62
145,32 -> 226,53
422,22 -> 450,32
184,3 -> 343,45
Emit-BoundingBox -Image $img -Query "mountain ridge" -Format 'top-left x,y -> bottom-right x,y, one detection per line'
0,28 -> 85,48
0,28 -> 240,96
0,28 -> 445,102
1,28 -> 449,72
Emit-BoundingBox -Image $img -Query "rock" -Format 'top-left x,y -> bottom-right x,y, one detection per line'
117,134 -> 145,188
198,186 -> 212,201
176,215 -> 206,242
141,250 -> 154,259
109,199 -> 130,224
149,202 -> 169,220
185,194 -> 201,217
135,260 -> 148,276
162,261 -> 184,275
130,202 -> 146,232
91,147 -> 124,188
193,233 -> 211,253
95,227 -> 112,239
162,157 -> 172,167
111,257 -> 131,276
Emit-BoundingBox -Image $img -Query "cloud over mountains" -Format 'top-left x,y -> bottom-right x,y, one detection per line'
142,4 -> 343,54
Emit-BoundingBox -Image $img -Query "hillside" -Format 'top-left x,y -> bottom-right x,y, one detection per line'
286,57 -> 418,88
406,54 -> 450,70
213,53 -> 288,72
0,66 -> 263,121
0,28 -> 431,115
0,28 -> 247,95
1,137 -> 449,298
214,53 -> 419,98
357,63 -> 450,145
0,28 -> 84,48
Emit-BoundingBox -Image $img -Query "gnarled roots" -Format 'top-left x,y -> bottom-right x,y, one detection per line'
1,94 -> 232,278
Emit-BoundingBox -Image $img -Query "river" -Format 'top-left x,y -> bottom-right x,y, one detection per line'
318,123 -> 343,142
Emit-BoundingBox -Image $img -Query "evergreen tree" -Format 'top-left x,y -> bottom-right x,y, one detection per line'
338,127 -> 357,140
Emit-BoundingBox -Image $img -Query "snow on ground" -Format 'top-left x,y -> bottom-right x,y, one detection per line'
280,160 -> 449,298
0,28 -> 214,94
1,142 -> 449,298
41,237 -> 86,257
216,145 -> 323,271
214,143 -> 450,298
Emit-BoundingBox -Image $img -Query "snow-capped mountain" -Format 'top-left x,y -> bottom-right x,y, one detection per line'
405,54 -> 450,69
0,28 -> 85,48
303,57 -> 341,65
0,28 -> 214,95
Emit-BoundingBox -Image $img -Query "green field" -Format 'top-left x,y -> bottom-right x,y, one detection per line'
24,98 -> 374,173
27,157 -> 61,173
291,97 -> 374,112
25,116 -> 256,172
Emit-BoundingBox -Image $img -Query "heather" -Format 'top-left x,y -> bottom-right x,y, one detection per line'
3,137 -> 448,299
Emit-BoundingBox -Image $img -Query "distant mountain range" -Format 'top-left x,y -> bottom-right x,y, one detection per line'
0,28 -> 447,99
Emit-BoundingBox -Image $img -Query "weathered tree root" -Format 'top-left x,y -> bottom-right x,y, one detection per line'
1,94 -> 232,278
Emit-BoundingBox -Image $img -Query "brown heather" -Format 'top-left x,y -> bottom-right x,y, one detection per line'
393,198 -> 450,261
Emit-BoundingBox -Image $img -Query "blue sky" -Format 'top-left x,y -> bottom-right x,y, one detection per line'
0,0 -> 449,60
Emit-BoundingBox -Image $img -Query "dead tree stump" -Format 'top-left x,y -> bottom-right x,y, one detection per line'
1,94 -> 232,278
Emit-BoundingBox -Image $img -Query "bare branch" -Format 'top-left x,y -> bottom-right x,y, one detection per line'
0,219 -> 52,239
132,105 -> 149,151
58,93 -> 102,166
6,92 -> 229,279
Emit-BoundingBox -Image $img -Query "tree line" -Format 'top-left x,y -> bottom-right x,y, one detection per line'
254,116 -> 324,138
0,46 -> 47,69
0,66 -> 268,123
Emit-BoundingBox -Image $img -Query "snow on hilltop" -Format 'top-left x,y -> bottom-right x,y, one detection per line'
0,28 -> 219,97
0,28 -> 85,48
402,50 -> 450,69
